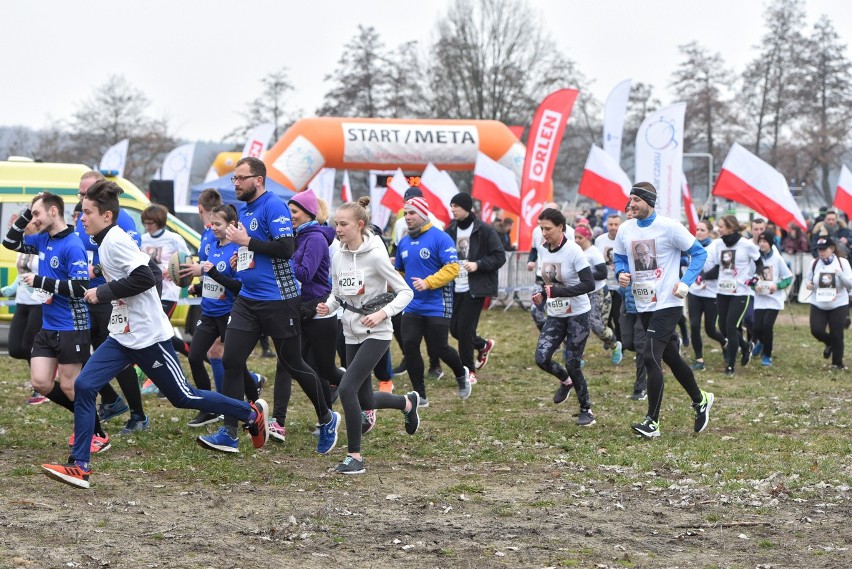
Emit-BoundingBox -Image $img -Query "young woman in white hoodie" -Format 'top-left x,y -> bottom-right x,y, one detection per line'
317,197 -> 417,475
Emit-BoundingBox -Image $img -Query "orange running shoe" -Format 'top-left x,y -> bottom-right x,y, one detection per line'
248,399 -> 269,449
42,462 -> 91,489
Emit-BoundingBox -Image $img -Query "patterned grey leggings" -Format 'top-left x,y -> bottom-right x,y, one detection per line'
535,312 -> 592,409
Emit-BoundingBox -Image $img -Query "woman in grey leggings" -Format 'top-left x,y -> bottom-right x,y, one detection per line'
317,196 -> 416,475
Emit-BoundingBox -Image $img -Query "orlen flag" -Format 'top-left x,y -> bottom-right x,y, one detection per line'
242,122 -> 275,158
833,164 -> 852,218
577,145 -> 631,211
519,89 -> 579,250
713,143 -> 807,231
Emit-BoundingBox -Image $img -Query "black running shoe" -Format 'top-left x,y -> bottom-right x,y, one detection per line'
631,416 -> 660,438
403,392 -> 420,435
741,342 -> 754,366
335,456 -> 365,475
692,391 -> 715,433
553,381 -> 573,404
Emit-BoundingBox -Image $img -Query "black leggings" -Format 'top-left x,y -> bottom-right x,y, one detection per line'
716,294 -> 750,368
535,312 -> 591,410
752,309 -> 779,358
639,308 -> 702,422
401,313 -> 465,399
161,300 -> 190,357
688,294 -> 725,360
607,289 -> 622,341
810,304 -> 848,367
339,339 -> 407,454
8,303 -> 41,361
188,316 -> 255,394
223,327 -> 329,430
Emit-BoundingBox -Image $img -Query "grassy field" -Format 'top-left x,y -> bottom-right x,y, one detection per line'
0,303 -> 849,568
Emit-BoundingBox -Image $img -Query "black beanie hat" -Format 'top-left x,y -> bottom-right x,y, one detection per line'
403,187 -> 423,201
450,192 -> 473,212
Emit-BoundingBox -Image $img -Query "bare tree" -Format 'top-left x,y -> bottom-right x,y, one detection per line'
227,67 -> 298,143
739,0 -> 808,164
380,41 -> 430,118
65,75 -> 175,187
671,41 -> 739,164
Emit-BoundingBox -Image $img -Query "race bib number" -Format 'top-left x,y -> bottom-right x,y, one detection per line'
236,246 -> 255,271
632,281 -> 656,305
545,297 -> 572,316
108,300 -> 130,334
455,267 -> 469,288
338,270 -> 365,296
756,280 -> 773,295
816,286 -> 837,303
202,276 -> 226,300
31,288 -> 53,304
718,279 -> 737,293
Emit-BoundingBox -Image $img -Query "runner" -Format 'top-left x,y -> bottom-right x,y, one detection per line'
3,192 -> 111,452
197,157 -> 339,455
532,208 -> 596,427
687,221 -> 726,371
705,215 -> 761,376
805,237 -> 852,371
316,196 -> 416,474
751,231 -> 794,367
574,224 -> 623,365
444,192 -> 505,383
594,213 -> 623,342
395,196 -> 471,406
613,182 -> 714,438
41,180 -> 268,488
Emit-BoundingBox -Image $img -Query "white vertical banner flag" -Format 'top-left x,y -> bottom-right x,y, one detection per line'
160,143 -> 196,208
341,170 -> 352,202
99,139 -> 129,178
307,168 -> 336,207
203,165 -> 219,183
241,122 -> 275,158
369,170 -> 395,232
603,79 -> 632,162
635,102 -> 686,219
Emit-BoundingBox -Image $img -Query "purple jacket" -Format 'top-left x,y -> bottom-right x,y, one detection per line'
293,223 -> 336,301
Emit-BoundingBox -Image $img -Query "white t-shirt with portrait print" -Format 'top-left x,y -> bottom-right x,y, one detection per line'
692,239 -> 719,299
141,229 -> 190,302
454,224 -> 473,293
613,215 -> 697,312
536,238 -> 591,318
593,232 -> 618,291
582,243 -> 607,292
709,237 -> 760,297
753,251 -> 793,311
807,254 -> 852,311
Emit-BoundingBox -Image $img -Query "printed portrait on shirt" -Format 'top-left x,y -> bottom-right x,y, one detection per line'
456,237 -> 470,261
604,247 -> 613,264
761,266 -> 773,281
720,249 -> 736,272
143,245 -> 164,264
631,240 -> 657,272
542,262 -> 561,285
819,272 -> 835,288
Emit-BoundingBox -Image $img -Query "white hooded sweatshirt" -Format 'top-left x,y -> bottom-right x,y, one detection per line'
324,232 -> 413,343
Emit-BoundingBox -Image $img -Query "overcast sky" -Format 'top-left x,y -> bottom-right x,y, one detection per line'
2,0 -> 850,143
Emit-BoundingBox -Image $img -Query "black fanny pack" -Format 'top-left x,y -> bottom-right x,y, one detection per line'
336,292 -> 397,315
299,297 -> 323,321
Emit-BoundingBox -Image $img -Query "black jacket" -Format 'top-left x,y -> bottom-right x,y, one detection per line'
445,215 -> 506,298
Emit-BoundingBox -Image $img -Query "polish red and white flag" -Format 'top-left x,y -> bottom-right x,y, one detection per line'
341,170 -> 352,203
380,168 -> 408,212
833,164 -> 852,218
681,173 -> 699,234
420,163 -> 456,225
712,143 -> 806,231
577,145 -> 631,211
472,152 -> 520,215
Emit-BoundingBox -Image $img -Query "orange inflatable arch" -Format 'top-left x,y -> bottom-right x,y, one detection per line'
263,117 -> 526,192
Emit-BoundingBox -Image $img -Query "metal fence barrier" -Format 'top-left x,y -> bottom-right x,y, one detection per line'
490,251 -> 538,311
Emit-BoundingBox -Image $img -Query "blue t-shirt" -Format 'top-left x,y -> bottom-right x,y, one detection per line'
75,208 -> 140,287
24,230 -> 90,331
202,239 -> 240,317
237,190 -> 300,301
395,226 -> 458,318
198,226 -> 215,262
